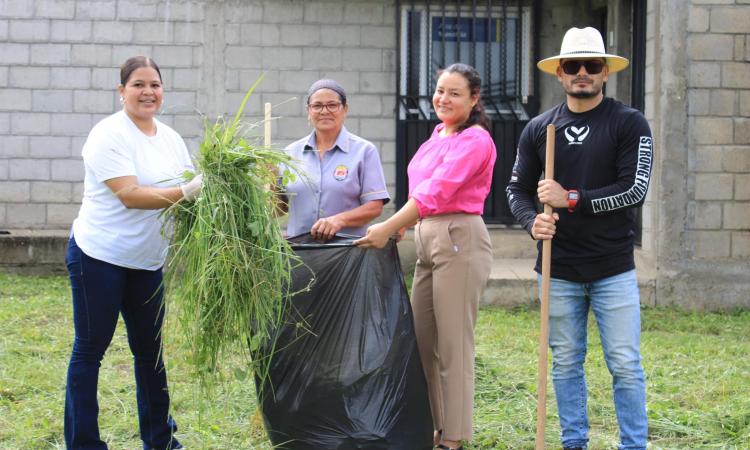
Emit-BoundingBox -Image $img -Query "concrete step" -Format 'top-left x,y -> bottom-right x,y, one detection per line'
2,228 -> 533,271
480,256 -> 657,308
486,226 -> 538,259
483,258 -> 538,308
1,229 -> 655,309
395,234 -> 539,308
0,229 -> 69,274
396,229 -> 655,308
395,226 -> 535,269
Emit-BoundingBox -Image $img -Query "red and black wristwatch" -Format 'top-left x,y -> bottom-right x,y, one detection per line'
567,189 -> 579,213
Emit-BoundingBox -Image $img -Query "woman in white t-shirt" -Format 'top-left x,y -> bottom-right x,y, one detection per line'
64,56 -> 201,450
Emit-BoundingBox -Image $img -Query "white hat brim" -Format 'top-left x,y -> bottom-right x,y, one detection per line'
537,54 -> 630,75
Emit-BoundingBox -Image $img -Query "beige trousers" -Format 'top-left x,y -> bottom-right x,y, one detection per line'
411,214 -> 493,442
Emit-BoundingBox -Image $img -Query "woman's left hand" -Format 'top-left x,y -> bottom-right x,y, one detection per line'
395,227 -> 407,243
354,222 -> 391,249
181,174 -> 203,201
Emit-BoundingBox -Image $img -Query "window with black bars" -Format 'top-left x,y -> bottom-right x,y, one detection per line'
398,0 -> 534,121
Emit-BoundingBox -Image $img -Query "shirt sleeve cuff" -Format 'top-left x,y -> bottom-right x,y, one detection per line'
96,170 -> 137,184
361,190 -> 391,205
410,196 -> 430,218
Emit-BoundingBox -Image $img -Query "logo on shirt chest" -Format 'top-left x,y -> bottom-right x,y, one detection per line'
564,125 -> 590,145
333,165 -> 348,181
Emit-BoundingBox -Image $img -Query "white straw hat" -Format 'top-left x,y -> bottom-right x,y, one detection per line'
537,27 -> 629,75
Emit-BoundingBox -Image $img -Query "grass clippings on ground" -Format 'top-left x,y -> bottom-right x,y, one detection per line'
1,272 -> 748,449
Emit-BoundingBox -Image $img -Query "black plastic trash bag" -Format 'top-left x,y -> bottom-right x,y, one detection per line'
258,233 -> 433,450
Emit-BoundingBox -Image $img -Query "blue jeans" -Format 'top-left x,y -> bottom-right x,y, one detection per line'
64,236 -> 182,450
539,269 -> 647,450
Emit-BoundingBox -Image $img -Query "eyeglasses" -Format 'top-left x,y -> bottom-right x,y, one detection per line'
308,102 -> 343,113
560,59 -> 605,75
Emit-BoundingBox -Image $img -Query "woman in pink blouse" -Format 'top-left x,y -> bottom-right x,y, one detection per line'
356,63 -> 496,450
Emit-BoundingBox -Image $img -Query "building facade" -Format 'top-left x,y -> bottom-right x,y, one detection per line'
0,0 -> 748,308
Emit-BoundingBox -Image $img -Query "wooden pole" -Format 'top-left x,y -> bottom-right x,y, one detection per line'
535,123 -> 556,450
264,102 -> 272,147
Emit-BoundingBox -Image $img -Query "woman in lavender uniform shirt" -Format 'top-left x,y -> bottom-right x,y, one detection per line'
356,63 -> 496,450
282,79 -> 390,241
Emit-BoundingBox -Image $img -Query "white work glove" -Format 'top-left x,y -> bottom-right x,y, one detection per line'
180,173 -> 203,201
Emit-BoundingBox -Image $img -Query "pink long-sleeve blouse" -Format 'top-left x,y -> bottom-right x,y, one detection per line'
408,123 -> 497,218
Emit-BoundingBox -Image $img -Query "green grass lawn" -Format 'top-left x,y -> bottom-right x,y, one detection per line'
1,272 -> 748,449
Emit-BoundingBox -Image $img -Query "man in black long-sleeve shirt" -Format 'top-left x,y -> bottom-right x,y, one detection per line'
506,27 -> 651,450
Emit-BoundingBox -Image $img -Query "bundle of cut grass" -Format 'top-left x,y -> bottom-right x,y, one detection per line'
164,80 -> 302,389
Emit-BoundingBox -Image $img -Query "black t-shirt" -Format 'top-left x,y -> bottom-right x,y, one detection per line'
506,97 -> 654,282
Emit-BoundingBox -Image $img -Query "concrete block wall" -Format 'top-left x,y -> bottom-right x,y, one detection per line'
638,0 -> 658,261
0,0 -> 204,229
645,0 -> 750,309
0,0 -> 398,230
685,0 -> 750,260
218,0 -> 397,205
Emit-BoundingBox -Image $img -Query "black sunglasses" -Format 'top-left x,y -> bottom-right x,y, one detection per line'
561,59 -> 605,75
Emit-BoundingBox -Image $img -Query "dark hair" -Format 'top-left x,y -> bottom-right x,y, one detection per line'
120,56 -> 162,85
439,63 -> 490,133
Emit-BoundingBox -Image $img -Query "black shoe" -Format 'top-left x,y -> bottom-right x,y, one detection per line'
436,445 -> 463,450
563,447 -> 583,450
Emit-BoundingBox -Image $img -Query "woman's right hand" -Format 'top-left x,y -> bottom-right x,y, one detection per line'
311,216 -> 344,242
354,222 -> 392,249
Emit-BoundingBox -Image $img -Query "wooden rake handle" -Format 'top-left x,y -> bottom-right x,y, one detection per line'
264,102 -> 272,147
535,124 -> 555,449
